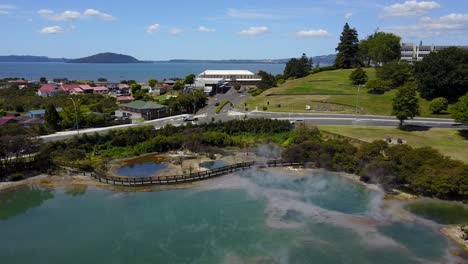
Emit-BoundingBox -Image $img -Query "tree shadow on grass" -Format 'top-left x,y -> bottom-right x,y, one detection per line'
458,130 -> 468,140
399,125 -> 431,132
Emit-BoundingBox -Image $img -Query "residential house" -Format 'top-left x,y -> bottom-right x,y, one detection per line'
116,95 -> 135,104
0,116 -> 17,126
115,100 -> 168,120
38,84 -> 65,97
118,84 -> 130,94
27,108 -> 62,119
93,86 -> 109,94
78,85 -> 94,94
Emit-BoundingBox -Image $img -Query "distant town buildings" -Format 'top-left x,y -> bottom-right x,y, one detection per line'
401,43 -> 468,62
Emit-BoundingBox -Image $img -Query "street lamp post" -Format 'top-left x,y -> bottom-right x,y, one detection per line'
69,97 -> 79,136
355,84 -> 361,120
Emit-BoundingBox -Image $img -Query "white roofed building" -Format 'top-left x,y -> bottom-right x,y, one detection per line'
194,70 -> 262,94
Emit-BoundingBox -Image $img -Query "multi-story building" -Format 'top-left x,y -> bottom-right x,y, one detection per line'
401,43 -> 468,62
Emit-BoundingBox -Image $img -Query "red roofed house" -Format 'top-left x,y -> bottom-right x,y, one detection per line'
93,86 -> 109,94
116,96 -> 134,104
37,84 -> 65,97
79,85 -> 94,94
0,116 -> 18,126
61,84 -> 82,92
70,87 -> 84,95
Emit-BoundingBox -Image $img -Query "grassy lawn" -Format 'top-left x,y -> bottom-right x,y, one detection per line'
243,69 -> 450,118
318,125 -> 468,162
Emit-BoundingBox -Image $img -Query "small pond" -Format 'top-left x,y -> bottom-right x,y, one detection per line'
117,162 -> 166,177
199,160 -> 228,170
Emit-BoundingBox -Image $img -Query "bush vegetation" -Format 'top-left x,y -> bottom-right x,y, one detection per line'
282,124 -> 468,200
215,100 -> 230,114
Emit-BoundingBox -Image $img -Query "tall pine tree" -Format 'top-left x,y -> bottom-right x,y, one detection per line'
334,23 -> 361,69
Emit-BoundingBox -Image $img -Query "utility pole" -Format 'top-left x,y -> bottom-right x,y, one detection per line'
69,97 -> 79,136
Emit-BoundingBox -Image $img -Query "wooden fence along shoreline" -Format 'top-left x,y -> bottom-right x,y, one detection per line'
85,160 -> 304,187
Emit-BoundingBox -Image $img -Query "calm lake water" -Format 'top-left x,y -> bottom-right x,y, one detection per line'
0,62 -> 286,82
0,169 -> 458,264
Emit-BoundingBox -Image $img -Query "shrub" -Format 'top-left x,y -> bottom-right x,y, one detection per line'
262,106 -> 268,111
366,79 -> 391,94
248,88 -> 263,96
349,67 -> 368,85
429,97 -> 449,114
9,173 -> 24,181
215,100 -> 230,114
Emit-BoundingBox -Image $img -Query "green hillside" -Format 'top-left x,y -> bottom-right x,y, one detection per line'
243,69 -> 450,117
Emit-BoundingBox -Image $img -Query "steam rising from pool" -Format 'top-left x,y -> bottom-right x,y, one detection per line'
196,167 -> 459,264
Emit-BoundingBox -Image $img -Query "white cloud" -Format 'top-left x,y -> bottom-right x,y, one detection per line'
198,26 -> 215,32
238,26 -> 269,36
48,10 -> 81,21
37,9 -> 54,15
382,1 -> 440,18
384,13 -> 468,38
39,26 -> 64,35
295,29 -> 330,38
170,28 -> 182,35
0,4 -> 14,14
227,8 -> 274,19
146,24 -> 160,34
84,9 -> 115,21
345,12 -> 353,19
0,5 -> 15,10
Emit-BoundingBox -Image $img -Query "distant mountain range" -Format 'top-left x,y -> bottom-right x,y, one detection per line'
0,53 -> 336,65
0,55 -> 69,63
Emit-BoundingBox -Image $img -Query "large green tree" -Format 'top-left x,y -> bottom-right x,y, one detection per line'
44,103 -> 61,131
148,79 -> 158,88
392,83 -> 420,127
257,71 -> 277,90
334,23 -> 361,69
184,74 -> 196,85
283,53 -> 312,79
415,47 -> 468,100
130,83 -> 142,95
451,94 -> 468,125
376,60 -> 414,89
359,32 -> 401,66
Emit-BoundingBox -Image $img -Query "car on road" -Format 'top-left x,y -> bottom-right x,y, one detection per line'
289,119 -> 304,125
183,115 -> 198,122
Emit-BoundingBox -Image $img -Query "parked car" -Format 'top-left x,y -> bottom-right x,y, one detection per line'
183,115 -> 198,122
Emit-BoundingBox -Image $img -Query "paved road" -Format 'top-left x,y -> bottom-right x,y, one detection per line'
40,114 -> 189,142
40,110 -> 466,142
246,111 -> 461,128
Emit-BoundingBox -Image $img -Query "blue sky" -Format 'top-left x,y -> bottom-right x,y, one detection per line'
0,0 -> 467,60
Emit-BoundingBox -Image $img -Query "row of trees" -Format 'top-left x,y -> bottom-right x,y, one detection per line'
335,23 -> 401,68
